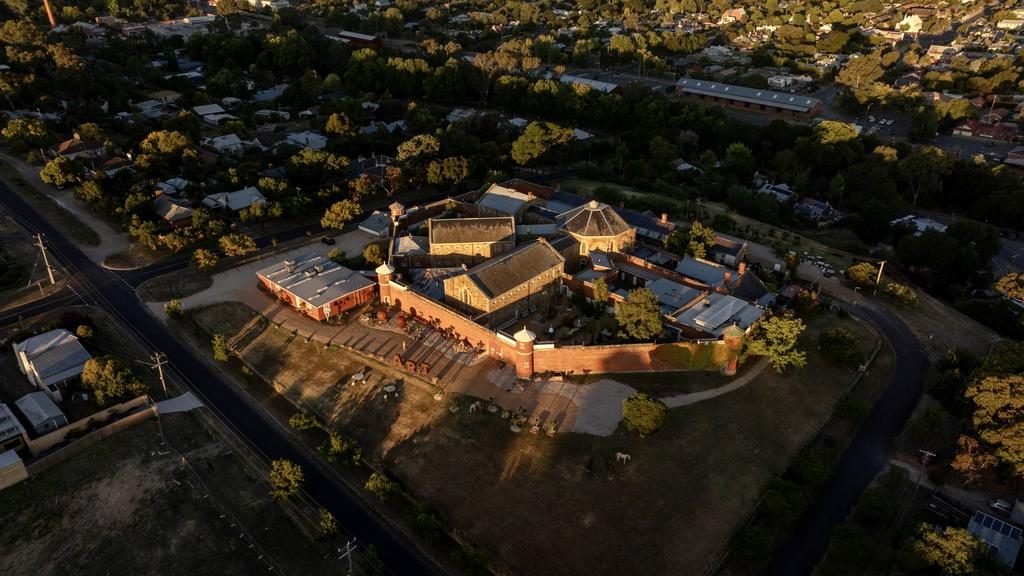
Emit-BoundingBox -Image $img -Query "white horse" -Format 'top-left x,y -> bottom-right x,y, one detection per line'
615,452 -> 631,465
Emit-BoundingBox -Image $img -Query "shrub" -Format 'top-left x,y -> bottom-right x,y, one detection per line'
75,324 -> 94,339
318,508 -> 338,538
845,262 -> 878,289
414,509 -> 445,543
288,411 -> 320,431
211,333 -> 230,362
319,432 -> 362,465
364,472 -> 399,501
884,282 -> 917,306
818,328 -> 864,367
268,459 -> 304,500
164,299 -> 184,319
80,356 -> 147,406
622,393 -> 667,436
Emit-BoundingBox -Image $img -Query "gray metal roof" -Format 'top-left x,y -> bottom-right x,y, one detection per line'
0,404 -> 25,444
673,293 -> 764,337
675,257 -> 730,286
14,329 -> 91,387
15,391 -> 66,429
257,254 -> 374,307
476,184 -> 530,215
647,277 -> 704,315
968,511 -> 1022,568
359,210 -> 392,235
676,78 -> 821,113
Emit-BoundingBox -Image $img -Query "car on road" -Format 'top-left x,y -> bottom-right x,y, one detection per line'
321,237 -> 336,245
868,115 -> 876,123
990,498 -> 1013,515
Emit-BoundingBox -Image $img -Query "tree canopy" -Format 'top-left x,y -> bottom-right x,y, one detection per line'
746,312 -> 807,373
615,288 -> 662,341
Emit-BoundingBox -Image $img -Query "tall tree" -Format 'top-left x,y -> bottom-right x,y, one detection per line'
965,374 -> 1024,477
511,121 -> 574,166
615,288 -> 662,341
321,199 -> 361,230
745,312 -> 807,373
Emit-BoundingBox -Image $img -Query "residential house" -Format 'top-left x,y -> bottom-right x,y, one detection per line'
966,511 -> 1022,569
671,292 -> 765,339
155,177 -> 189,196
192,103 -> 237,126
559,74 -> 623,95
50,135 -> 103,160
252,84 -> 288,103
201,133 -> 253,155
890,215 -> 947,236
0,404 -> 26,452
13,329 -> 92,402
90,156 -> 134,178
154,195 -> 194,228
202,186 -> 266,211
794,198 -> 839,223
15,392 -> 68,436
757,182 -> 796,202
358,211 -> 392,237
285,131 -> 328,150
256,254 -> 376,321
708,236 -> 749,267
953,119 -> 1019,142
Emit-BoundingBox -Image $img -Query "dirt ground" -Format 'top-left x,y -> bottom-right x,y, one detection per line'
0,416 -> 300,576
882,288 -> 999,359
189,298 -> 883,576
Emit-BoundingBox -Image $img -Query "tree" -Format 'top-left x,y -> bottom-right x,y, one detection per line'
723,142 -> 755,181
845,262 -> 879,288
510,121 -> 574,166
994,272 -> 1024,301
746,312 -> 807,373
164,299 -> 183,319
622,392 -> 667,436
218,233 -> 256,256
211,334 -> 230,362
818,328 -> 863,367
1,117 -> 47,152
268,459 -> 304,500
898,146 -> 949,205
591,277 -> 609,305
39,157 -> 82,188
965,374 -> 1024,477
318,508 -> 338,538
911,524 -> 1000,576
396,134 -> 440,162
75,325 -> 94,339
319,432 -> 362,465
192,248 -> 219,272
910,105 -> 939,141
80,357 -> 147,406
884,282 -> 917,305
951,435 -> 998,486
288,411 -> 319,431
365,472 -> 399,502
324,112 -> 351,136
321,199 -> 361,230
362,243 -> 384,266
615,288 -> 663,341
685,221 -> 716,259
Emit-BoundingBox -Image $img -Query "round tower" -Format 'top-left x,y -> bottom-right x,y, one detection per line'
513,326 -> 536,380
376,262 -> 395,305
721,323 -> 745,376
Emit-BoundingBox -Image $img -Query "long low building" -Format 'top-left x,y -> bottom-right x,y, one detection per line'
257,254 -> 376,321
676,78 -> 822,116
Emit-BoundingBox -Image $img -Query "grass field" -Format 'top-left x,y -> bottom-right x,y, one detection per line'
0,164 -> 100,247
0,414 -> 335,576
187,299 -> 887,576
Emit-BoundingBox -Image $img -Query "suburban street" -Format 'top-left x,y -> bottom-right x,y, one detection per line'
769,300 -> 928,575
0,184 -> 445,576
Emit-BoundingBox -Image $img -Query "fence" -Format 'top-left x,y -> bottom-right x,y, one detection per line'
26,403 -> 157,476
24,395 -> 151,457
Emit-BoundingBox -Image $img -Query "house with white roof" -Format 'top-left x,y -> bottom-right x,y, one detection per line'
285,131 -> 328,150
202,186 -> 266,212
13,329 -> 92,402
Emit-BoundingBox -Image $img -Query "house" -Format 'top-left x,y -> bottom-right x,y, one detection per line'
154,195 -> 194,228
13,329 -> 92,402
443,239 -> 565,324
90,156 -> 134,178
351,155 -> 395,180
794,198 -> 839,223
446,108 -> 478,123
252,84 -> 288,103
476,183 -> 534,219
358,211 -> 392,237
256,254 -> 376,321
0,404 -> 26,452
953,119 -> 1019,142
50,135 -> 103,160
1003,146 -> 1024,169
559,74 -> 623,95
428,217 -> 516,266
671,293 -> 765,338
15,391 -> 68,436
202,187 -> 266,212
325,30 -> 383,47
966,511 -> 1022,569
997,19 -> 1024,30
890,215 -> 947,236
253,109 -> 290,122
201,133 -> 251,155
557,200 -> 636,256
757,182 -> 796,202
285,131 -> 328,150
708,236 -> 749,267
155,177 -> 189,196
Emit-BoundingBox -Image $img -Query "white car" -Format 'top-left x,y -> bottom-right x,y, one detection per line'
868,115 -> 876,123
991,499 -> 1013,515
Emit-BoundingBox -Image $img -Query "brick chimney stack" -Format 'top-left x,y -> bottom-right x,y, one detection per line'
661,213 -> 668,224
738,262 -> 747,275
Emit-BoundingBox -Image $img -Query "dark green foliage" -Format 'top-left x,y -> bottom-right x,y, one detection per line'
818,328 -> 864,367
621,393 -> 667,436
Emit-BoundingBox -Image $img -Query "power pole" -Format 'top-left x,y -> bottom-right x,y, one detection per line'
34,234 -> 55,285
337,539 -> 357,575
152,352 -> 169,398
42,0 -> 57,29
875,260 -> 886,286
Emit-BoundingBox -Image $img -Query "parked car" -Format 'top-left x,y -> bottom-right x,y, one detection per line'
991,498 -> 1013,515
321,237 -> 336,245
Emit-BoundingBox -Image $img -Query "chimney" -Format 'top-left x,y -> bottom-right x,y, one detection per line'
661,213 -> 668,224
738,262 -> 747,275
724,271 -> 732,285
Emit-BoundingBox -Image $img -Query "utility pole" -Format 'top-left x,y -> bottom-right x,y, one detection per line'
34,234 -> 55,285
42,0 -> 57,29
152,352 -> 169,398
337,539 -> 357,575
875,260 -> 886,286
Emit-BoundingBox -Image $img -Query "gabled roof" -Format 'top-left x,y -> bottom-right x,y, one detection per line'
154,195 -> 193,223
429,217 -> 515,245
476,183 -> 531,215
15,391 -> 66,430
463,240 -> 564,299
192,103 -> 226,116
53,137 -> 101,156
202,187 -> 266,211
0,403 -> 26,444
256,253 -> 374,305
359,211 -> 392,234
558,200 -> 632,238
14,329 -> 92,387
676,78 -> 821,113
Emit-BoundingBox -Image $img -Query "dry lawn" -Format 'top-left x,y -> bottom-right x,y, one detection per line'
192,300 -> 883,576
884,288 -> 997,359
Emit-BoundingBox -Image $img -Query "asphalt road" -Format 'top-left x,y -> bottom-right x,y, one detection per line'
0,184 -> 445,576
767,302 -> 928,575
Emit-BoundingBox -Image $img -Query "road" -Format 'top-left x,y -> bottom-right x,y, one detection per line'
0,184 -> 445,575
767,301 -> 928,575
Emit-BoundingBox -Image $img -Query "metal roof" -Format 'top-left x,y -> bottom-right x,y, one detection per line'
673,293 -> 764,336
257,254 -> 374,307
647,277 -> 704,315
969,511 -> 1022,568
676,78 -> 821,113
15,391 -> 66,430
0,404 -> 25,444
14,329 -> 91,387
476,184 -> 531,216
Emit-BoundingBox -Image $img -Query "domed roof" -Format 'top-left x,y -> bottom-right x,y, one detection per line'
558,200 -> 631,238
513,326 -> 536,343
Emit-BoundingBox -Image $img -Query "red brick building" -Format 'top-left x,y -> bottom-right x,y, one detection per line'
257,254 -> 375,321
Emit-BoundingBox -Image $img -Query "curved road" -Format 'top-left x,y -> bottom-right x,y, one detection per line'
767,302 -> 928,575
0,185 -> 445,575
